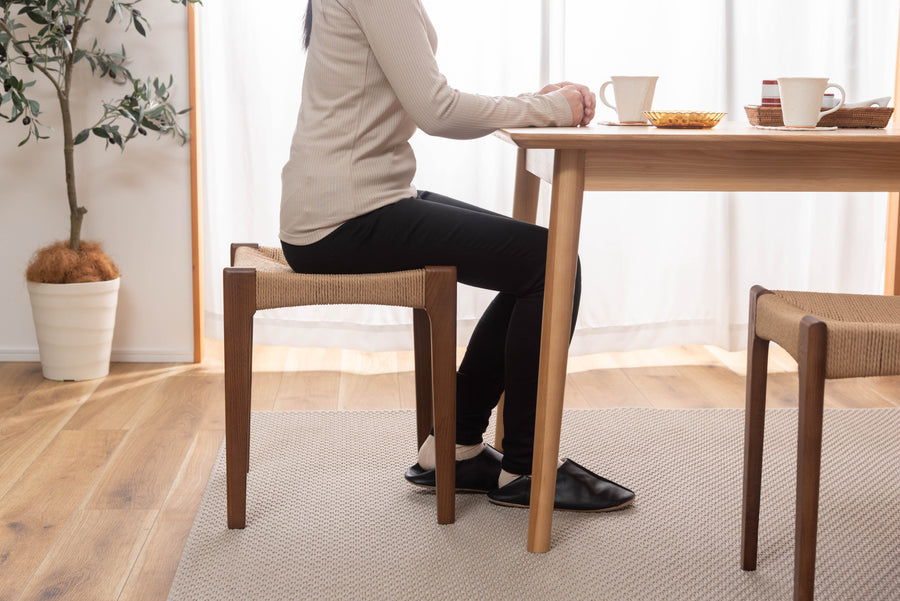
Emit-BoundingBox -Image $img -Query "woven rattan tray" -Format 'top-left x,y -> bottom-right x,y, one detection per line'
744,105 -> 894,128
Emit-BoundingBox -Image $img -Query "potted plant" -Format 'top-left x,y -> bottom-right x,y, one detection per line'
1,0 -> 199,380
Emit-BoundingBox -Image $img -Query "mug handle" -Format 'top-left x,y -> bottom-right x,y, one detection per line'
599,81 -> 616,110
818,83 -> 846,121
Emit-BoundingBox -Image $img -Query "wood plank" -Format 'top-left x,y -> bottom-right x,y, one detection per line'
764,372 -> 803,408
0,379 -> 100,499
0,430 -> 123,601
15,509 -> 156,601
339,351 -> 401,410
63,363 -> 172,431
201,336 -> 224,371
621,367 -> 713,409
117,429 -> 223,601
567,368 -> 651,408
274,347 -> 342,410
608,348 -> 712,408
340,372 -> 402,410
249,344 -> 290,412
273,372 -> 340,411
823,378 -> 898,409
610,348 -> 684,376
129,373 -> 218,433
0,362 -> 44,417
865,375 -> 900,407
702,344 -> 750,376
669,347 -> 747,408
562,374 -> 592,408
197,373 -> 227,431
84,427 -> 197,510
396,350 -> 417,410
675,364 -> 746,408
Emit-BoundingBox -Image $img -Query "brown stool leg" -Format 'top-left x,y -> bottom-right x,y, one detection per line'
794,316 -> 827,601
412,308 -> 434,449
425,266 -> 457,525
224,267 -> 256,529
742,285 -> 772,570
231,243 -> 260,475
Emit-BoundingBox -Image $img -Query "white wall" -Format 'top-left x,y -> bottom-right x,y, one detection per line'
0,3 -> 194,362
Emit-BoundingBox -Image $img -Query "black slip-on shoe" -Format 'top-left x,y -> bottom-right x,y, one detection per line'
487,458 -> 635,512
405,444 -> 503,493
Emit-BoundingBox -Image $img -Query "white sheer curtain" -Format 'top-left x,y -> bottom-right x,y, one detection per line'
199,0 -> 898,354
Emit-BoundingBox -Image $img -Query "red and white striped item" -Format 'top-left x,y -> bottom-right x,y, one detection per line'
761,80 -> 780,106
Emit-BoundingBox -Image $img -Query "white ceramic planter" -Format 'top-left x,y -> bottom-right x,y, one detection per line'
27,277 -> 121,381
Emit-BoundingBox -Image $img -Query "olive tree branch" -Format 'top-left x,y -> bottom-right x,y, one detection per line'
0,17 -> 64,98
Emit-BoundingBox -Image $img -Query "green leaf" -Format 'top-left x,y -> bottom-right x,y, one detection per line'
92,126 -> 107,138
27,10 -> 49,25
133,17 -> 145,36
106,3 -> 117,23
73,129 -> 89,145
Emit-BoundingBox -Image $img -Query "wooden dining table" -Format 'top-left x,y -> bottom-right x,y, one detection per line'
495,121 -> 900,553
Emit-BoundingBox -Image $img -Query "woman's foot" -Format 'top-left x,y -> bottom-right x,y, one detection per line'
487,459 -> 634,512
405,444 -> 503,493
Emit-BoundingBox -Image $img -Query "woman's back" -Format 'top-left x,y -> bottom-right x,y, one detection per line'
280,0 -> 571,246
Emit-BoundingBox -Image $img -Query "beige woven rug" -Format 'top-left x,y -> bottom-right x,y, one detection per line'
168,408 -> 899,601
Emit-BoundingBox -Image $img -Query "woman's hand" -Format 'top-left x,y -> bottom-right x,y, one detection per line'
538,81 -> 596,126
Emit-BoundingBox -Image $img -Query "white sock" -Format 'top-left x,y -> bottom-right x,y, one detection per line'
497,459 -> 565,488
498,469 -> 521,487
416,434 -> 483,470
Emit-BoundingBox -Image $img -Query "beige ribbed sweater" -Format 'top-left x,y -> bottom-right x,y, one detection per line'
279,0 -> 573,246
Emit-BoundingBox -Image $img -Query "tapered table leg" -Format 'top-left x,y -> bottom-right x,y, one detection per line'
527,149 -> 585,553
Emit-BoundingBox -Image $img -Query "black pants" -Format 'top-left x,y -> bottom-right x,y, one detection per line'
281,191 -> 581,474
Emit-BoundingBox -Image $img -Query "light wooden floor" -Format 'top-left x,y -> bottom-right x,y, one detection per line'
1,342 -> 898,601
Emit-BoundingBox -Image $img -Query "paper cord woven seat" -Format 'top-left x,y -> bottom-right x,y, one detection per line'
223,243 -> 458,527
741,285 -> 900,601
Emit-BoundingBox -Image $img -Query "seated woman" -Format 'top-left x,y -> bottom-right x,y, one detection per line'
280,0 -> 634,512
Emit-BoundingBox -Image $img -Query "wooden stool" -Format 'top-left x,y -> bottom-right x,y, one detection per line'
741,284 -> 900,601
223,244 -> 458,527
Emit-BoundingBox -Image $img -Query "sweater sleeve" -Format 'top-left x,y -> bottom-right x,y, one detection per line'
345,0 -> 574,139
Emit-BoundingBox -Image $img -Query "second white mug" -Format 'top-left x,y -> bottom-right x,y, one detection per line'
599,76 -> 658,124
778,77 -> 846,128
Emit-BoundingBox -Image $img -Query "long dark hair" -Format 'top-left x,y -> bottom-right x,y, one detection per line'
303,0 -> 312,49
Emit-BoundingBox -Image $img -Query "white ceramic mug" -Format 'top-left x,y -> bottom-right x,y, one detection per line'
777,77 -> 846,128
599,76 -> 658,124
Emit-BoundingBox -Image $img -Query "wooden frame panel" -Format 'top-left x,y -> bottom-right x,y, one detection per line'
188,3 -> 204,362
